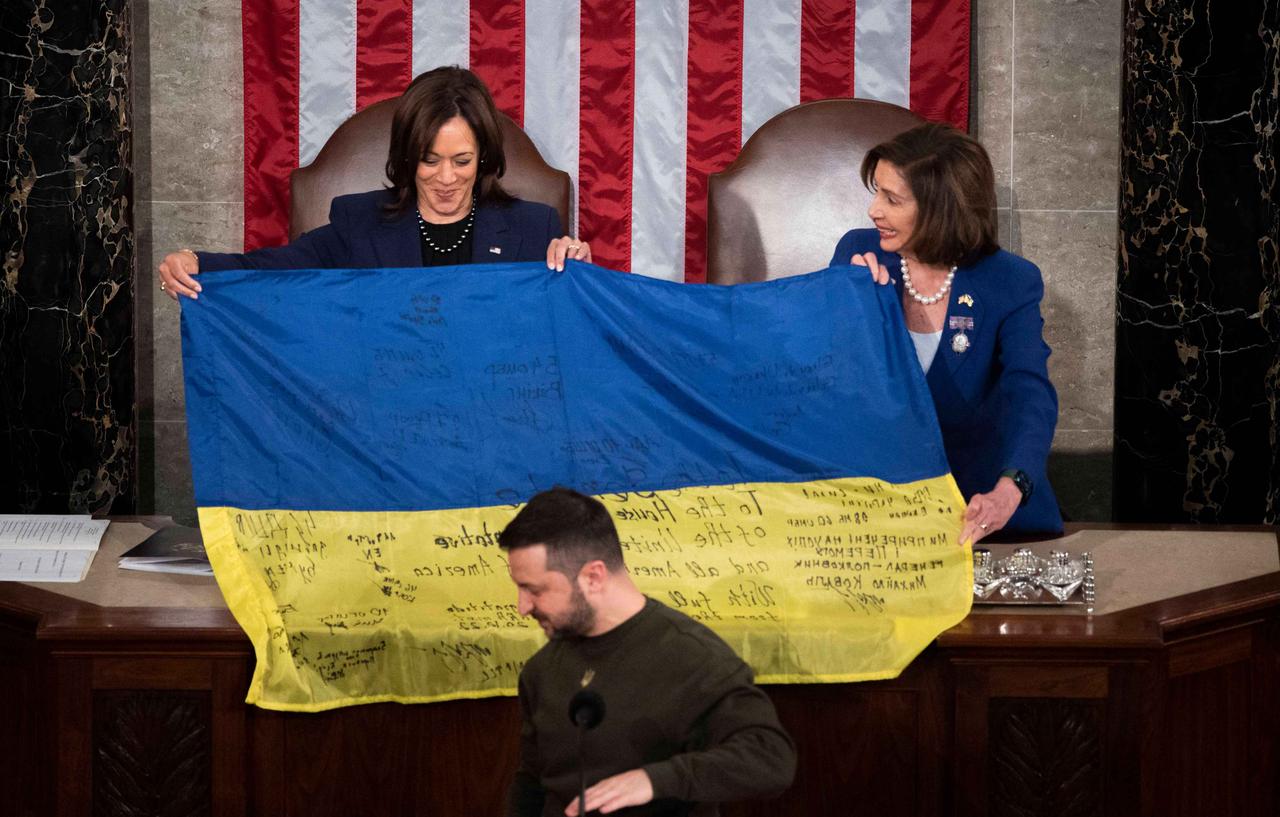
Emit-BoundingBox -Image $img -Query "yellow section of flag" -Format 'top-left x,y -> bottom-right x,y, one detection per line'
201,475 -> 971,711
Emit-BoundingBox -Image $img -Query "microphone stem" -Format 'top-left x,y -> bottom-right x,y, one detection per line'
577,724 -> 587,816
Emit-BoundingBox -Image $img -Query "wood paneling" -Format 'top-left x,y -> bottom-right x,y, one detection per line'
92,691 -> 212,817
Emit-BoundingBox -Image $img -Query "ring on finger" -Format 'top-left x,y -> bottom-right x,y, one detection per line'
160,280 -> 167,291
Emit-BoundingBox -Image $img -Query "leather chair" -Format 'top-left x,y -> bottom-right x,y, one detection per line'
289,98 -> 572,239
706,99 -> 923,284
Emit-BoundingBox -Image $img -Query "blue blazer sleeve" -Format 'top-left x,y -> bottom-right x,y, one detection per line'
994,260 -> 1057,473
830,229 -> 900,273
197,195 -> 368,272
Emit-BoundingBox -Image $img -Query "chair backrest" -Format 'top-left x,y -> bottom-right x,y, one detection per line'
706,99 -> 924,284
289,98 -> 573,239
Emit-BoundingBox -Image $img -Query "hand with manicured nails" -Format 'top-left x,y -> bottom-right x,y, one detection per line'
547,236 -> 592,271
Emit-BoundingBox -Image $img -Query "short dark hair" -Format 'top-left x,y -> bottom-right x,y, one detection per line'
384,66 -> 513,214
498,487 -> 625,577
860,122 -> 999,267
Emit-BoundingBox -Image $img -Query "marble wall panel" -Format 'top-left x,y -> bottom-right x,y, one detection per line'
145,0 -> 243,205
1,0 -> 136,513
1013,0 -> 1123,212
152,420 -> 196,525
978,0 -> 1122,522
1015,211 -> 1117,434
971,0 -> 1015,209
1116,0 -> 1280,523
135,0 -> 242,515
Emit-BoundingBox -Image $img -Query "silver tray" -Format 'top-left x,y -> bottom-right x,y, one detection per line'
972,547 -> 1096,612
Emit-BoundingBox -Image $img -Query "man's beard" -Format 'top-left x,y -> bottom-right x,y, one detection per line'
547,584 -> 596,639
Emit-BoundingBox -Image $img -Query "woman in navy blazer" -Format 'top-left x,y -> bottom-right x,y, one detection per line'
831,123 -> 1062,541
158,66 -> 588,298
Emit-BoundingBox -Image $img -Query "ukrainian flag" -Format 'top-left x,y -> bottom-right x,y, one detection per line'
182,261 -> 971,711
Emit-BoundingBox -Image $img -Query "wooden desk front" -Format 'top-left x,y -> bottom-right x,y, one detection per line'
2,521 -> 1277,817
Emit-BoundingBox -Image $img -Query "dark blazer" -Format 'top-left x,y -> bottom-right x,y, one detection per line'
198,189 -> 561,272
831,229 -> 1063,533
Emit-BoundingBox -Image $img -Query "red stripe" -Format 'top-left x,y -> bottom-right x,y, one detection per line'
800,0 -> 855,102
469,0 -> 525,125
356,0 -> 413,109
242,0 -> 300,251
684,0 -> 744,283
578,0 -> 635,271
910,0 -> 971,130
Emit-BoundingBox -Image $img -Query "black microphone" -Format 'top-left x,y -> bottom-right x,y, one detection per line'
569,689 -> 605,814
568,689 -> 606,729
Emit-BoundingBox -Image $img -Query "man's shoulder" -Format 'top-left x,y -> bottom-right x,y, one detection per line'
520,637 -> 557,674
643,599 -> 747,666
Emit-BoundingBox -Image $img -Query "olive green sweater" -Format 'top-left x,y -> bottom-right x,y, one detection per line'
508,597 -> 796,816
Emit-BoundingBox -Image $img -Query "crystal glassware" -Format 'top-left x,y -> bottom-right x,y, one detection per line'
1038,550 -> 1085,602
998,547 -> 1043,601
972,548 -> 1005,599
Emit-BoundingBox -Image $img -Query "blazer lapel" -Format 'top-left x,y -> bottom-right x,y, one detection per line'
471,204 -> 513,263
936,268 -> 984,381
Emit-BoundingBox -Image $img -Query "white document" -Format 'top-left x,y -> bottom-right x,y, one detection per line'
0,514 -> 109,549
0,515 -> 108,582
0,548 -> 97,582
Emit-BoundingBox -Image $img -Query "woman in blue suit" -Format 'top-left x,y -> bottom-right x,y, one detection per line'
831,123 -> 1062,542
158,66 -> 588,299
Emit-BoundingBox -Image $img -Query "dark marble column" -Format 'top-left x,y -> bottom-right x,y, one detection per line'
1115,0 -> 1280,523
0,0 -> 135,513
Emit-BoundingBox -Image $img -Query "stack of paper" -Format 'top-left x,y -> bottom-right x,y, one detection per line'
0,515 -> 109,582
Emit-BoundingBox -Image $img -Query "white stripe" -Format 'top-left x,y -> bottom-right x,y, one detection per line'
741,0 -> 800,145
522,0 -> 580,235
631,0 -> 689,281
853,0 -> 911,107
299,0 -> 358,167
413,0 -> 470,76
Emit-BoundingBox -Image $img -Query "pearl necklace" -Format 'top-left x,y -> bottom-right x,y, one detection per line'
900,256 -> 957,305
417,198 -> 476,253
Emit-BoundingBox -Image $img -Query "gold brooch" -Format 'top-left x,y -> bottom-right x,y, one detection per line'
958,294 -> 974,307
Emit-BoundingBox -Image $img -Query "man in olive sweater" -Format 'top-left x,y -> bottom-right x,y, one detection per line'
501,487 -> 796,817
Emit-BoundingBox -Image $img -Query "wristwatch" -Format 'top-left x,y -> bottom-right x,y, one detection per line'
1000,469 -> 1033,506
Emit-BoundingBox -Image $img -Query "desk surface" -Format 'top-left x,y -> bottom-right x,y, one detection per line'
5,519 -> 1279,649
974,527 -> 1279,615
24,520 -> 226,608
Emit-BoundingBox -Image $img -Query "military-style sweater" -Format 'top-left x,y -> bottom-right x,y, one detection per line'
508,597 -> 796,816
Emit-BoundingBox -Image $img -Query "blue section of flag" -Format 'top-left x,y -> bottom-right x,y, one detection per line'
181,261 -> 947,511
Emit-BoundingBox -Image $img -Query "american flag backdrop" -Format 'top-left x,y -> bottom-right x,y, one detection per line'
242,0 -> 971,283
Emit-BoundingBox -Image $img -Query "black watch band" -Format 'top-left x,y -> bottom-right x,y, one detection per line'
1000,469 -> 1033,506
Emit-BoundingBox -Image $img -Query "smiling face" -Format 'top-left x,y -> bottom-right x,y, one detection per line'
867,160 -> 919,256
415,115 -> 479,223
506,544 -> 597,639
